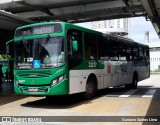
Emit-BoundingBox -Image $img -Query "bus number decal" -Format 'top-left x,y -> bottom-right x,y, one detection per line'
22,30 -> 31,36
89,62 -> 97,68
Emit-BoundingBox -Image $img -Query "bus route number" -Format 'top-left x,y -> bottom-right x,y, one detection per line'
89,62 -> 97,68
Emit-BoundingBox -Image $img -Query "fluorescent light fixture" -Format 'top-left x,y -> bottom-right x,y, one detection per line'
0,0 -> 23,4
13,0 -> 23,1
0,0 -> 12,4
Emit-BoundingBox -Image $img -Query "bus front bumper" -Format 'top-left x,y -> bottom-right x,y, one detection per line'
14,80 -> 69,96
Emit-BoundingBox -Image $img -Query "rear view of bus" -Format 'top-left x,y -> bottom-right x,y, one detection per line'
14,22 -> 68,96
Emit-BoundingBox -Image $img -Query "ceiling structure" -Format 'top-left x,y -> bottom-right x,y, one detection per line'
0,0 -> 159,38
1,0 -> 145,23
0,10 -> 32,30
140,0 -> 160,38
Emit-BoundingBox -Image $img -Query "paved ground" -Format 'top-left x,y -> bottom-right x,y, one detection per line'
0,74 -> 160,125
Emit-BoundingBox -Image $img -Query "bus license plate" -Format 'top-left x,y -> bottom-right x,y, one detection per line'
29,88 -> 38,92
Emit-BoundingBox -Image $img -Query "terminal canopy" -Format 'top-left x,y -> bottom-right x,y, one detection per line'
0,0 -> 159,38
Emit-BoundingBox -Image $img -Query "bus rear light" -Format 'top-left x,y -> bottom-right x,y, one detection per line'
107,65 -> 111,73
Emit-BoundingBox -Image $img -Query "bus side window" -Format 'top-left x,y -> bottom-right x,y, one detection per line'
84,33 -> 97,60
133,45 -> 139,61
126,44 -> 133,61
145,48 -> 150,62
118,41 -> 126,61
98,37 -> 109,60
139,47 -> 144,61
109,38 -> 118,61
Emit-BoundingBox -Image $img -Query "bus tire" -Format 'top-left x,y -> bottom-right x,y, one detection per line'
125,74 -> 138,89
125,84 -> 131,89
83,78 -> 96,99
131,75 -> 138,89
45,96 -> 53,99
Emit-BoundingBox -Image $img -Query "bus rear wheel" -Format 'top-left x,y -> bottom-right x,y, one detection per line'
131,75 -> 138,89
83,78 -> 96,99
125,74 -> 138,89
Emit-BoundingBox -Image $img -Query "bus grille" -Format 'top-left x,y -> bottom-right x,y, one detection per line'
21,87 -> 48,92
19,84 -> 50,87
16,70 -> 53,78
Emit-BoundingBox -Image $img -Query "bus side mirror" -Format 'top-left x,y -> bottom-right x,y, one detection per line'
72,40 -> 78,52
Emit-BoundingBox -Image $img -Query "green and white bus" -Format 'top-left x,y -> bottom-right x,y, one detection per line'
0,50 -> 7,82
0,39 -> 14,82
6,39 -> 14,81
13,22 -> 150,99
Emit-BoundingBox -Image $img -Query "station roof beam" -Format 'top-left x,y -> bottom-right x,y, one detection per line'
3,0 -> 144,23
0,0 -> 159,37
16,1 -> 54,17
140,0 -> 160,37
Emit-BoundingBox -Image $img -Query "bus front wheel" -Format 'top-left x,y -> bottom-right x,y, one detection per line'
83,78 -> 96,99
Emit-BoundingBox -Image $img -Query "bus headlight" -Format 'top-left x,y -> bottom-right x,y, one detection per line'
58,75 -> 64,82
15,79 -> 19,87
51,75 -> 64,87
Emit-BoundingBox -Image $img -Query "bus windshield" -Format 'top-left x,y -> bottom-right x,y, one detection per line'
15,37 -> 65,69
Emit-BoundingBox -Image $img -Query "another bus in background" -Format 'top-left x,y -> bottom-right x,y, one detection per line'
0,50 -> 7,84
3,39 -> 14,82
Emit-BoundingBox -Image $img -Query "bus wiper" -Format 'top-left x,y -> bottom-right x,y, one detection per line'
38,35 -> 50,53
22,38 -> 29,53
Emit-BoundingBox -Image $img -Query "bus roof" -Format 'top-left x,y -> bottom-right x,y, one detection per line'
16,21 -> 58,30
15,21 -> 148,47
15,21 -> 102,35
104,34 -> 149,47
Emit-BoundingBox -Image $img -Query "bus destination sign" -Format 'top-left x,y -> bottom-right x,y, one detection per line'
15,24 -> 62,37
